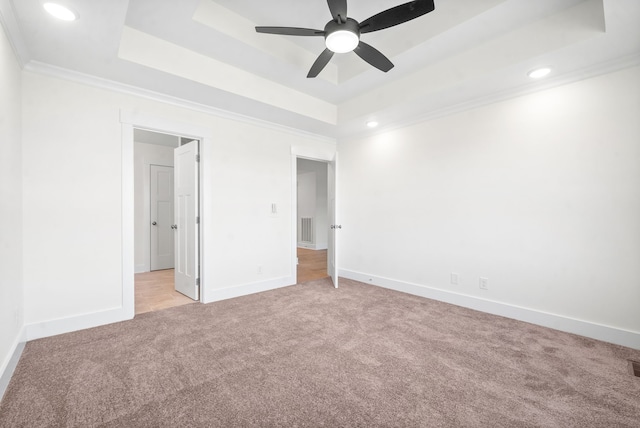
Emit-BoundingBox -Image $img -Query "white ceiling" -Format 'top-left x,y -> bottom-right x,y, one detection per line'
2,0 -> 639,139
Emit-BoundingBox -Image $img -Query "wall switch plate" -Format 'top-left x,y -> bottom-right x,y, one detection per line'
479,277 -> 489,290
258,265 -> 263,275
450,273 -> 459,285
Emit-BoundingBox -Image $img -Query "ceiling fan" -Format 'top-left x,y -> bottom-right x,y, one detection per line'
255,0 -> 436,78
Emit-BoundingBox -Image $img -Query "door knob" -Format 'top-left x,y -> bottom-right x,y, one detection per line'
152,221 -> 157,226
171,224 -> 178,229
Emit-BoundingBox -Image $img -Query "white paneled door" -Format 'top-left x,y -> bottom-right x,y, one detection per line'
150,165 -> 175,271
327,153 -> 339,288
174,140 -> 199,300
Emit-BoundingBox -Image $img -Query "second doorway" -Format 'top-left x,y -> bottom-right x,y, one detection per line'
296,158 -> 329,283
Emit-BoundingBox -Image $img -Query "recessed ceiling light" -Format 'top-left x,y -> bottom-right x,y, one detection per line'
366,121 -> 379,128
528,67 -> 551,79
43,3 -> 78,21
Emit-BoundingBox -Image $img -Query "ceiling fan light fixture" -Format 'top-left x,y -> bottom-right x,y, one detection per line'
324,18 -> 360,54
43,2 -> 78,21
326,29 -> 359,53
528,67 -> 551,79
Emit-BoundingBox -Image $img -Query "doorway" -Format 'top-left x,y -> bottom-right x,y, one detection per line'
296,158 -> 329,283
133,128 -> 199,314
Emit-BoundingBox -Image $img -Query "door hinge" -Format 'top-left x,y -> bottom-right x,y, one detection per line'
196,154 -> 200,162
196,216 -> 200,224
196,278 -> 200,286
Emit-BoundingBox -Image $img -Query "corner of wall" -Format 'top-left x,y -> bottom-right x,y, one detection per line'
0,329 -> 26,402
24,307 -> 132,342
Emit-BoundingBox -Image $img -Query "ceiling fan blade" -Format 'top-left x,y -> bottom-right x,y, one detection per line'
255,27 -> 324,36
327,0 -> 348,23
307,49 -> 335,78
359,0 -> 435,34
354,41 -> 394,72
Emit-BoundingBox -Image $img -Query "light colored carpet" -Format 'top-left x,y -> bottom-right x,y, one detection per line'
1,277 -> 639,427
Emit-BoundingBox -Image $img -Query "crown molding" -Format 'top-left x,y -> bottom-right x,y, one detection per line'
0,0 -> 31,67
339,52 -> 640,141
18,48 -> 640,146
22,60 -> 337,145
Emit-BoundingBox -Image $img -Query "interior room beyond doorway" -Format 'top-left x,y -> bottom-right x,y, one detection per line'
297,158 -> 329,283
133,128 -> 199,314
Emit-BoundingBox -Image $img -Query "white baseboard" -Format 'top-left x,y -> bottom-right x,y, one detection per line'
341,269 -> 640,350
25,307 -> 132,342
134,264 -> 148,274
204,276 -> 296,304
0,329 -> 26,402
22,275 -> 296,341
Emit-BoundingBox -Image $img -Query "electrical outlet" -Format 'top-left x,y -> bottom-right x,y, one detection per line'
450,273 -> 460,285
257,265 -> 263,275
479,277 -> 489,290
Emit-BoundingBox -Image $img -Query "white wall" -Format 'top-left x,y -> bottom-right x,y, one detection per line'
0,22 -> 24,393
20,70 -> 336,337
22,74 -> 124,328
339,66 -> 640,347
207,122 -> 300,290
134,142 -> 175,273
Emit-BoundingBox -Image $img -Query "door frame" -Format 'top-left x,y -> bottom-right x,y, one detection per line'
291,147 -> 337,284
121,109 -> 212,317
